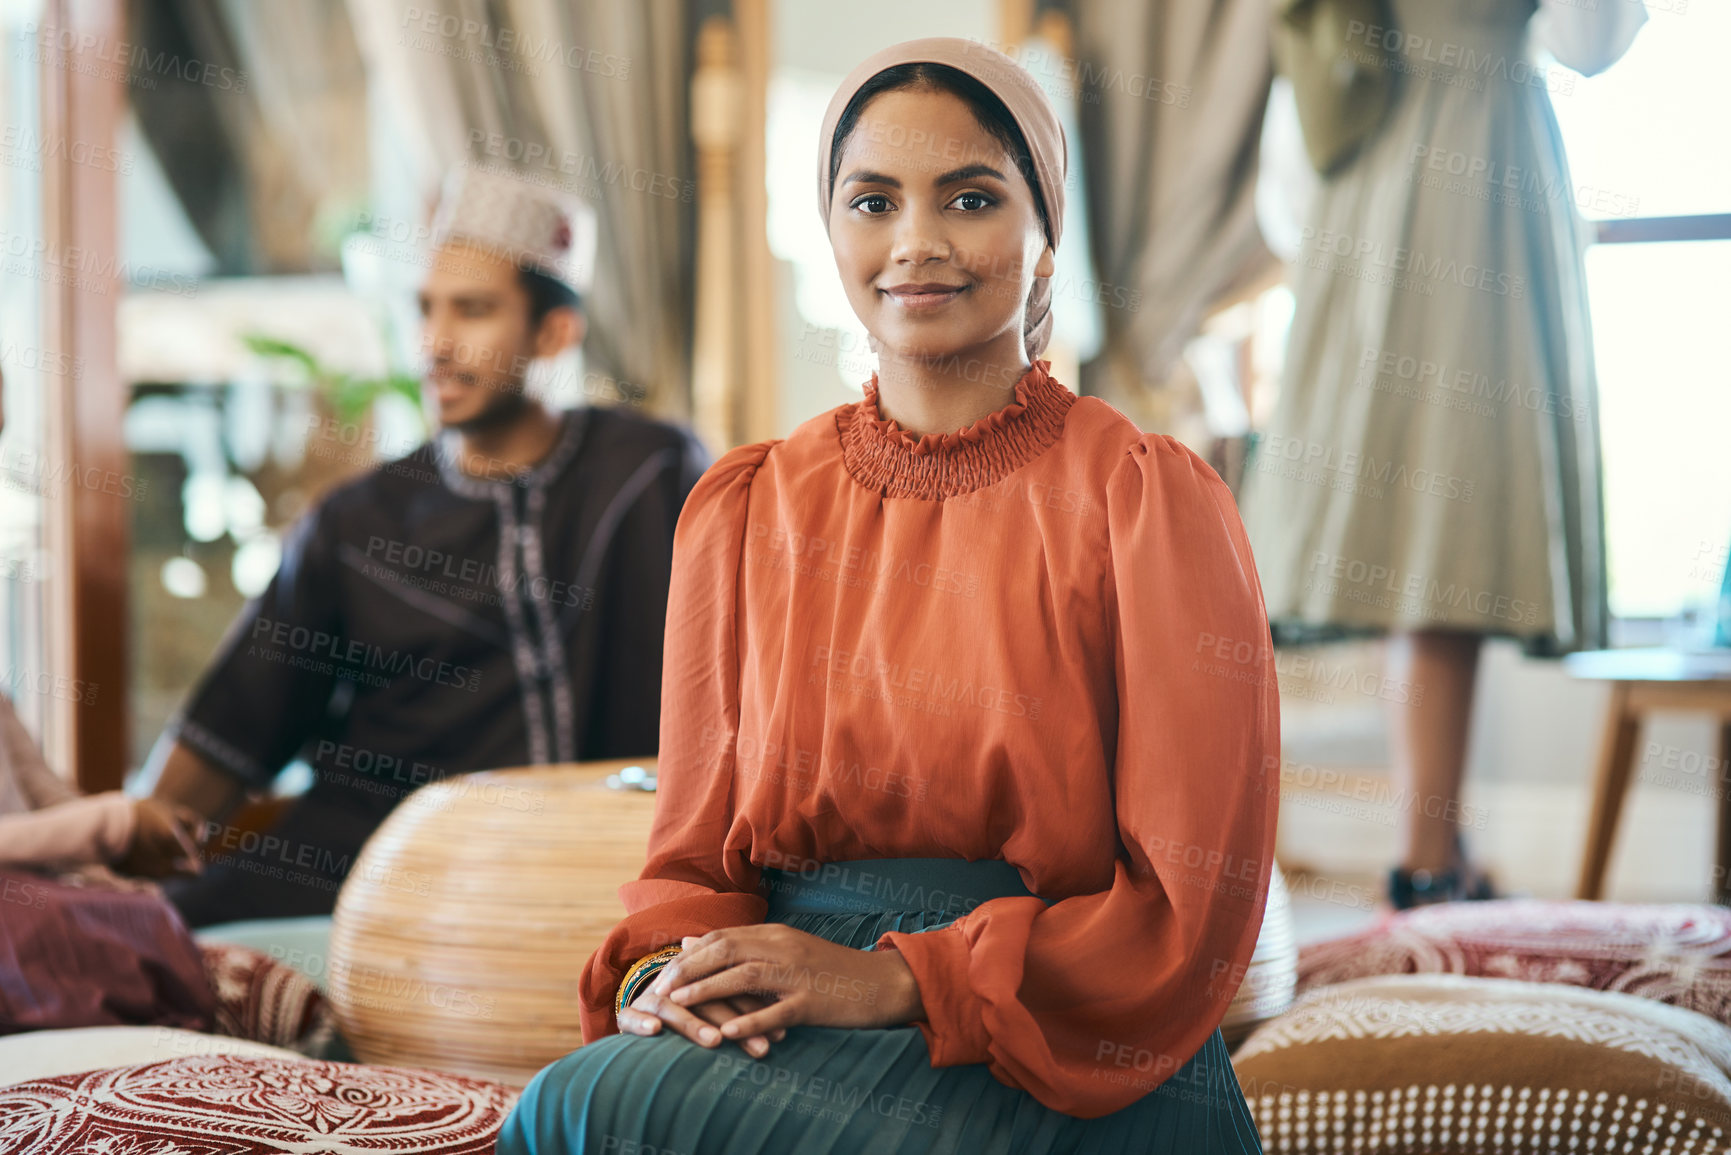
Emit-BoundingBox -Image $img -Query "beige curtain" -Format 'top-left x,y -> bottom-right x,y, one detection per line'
1071,0 -> 1278,421
346,0 -> 695,416
128,0 -> 369,273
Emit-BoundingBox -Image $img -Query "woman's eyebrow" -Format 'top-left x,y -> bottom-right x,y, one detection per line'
841,169 -> 901,188
840,162 -> 1009,189
935,163 -> 1008,184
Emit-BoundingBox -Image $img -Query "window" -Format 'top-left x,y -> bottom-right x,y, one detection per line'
1549,1 -> 1731,625
0,5 -> 58,756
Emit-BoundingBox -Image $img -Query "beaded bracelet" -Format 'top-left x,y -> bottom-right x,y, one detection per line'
614,946 -> 684,1016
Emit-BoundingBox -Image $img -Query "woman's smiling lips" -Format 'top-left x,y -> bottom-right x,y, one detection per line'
881,281 -> 968,310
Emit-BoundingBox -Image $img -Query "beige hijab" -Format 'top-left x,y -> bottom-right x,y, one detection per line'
817,38 -> 1068,361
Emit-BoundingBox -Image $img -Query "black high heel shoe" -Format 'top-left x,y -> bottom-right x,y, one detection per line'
1387,833 -> 1497,911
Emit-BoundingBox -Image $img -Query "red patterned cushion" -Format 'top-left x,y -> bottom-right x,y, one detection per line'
201,941 -> 337,1055
1297,899 -> 1731,1023
0,1054 -> 517,1153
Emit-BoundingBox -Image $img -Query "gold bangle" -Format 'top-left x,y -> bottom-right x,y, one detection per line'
617,947 -> 683,1013
615,946 -> 684,1015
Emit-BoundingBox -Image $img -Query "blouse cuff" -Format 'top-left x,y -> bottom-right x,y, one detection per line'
877,923 -> 991,1067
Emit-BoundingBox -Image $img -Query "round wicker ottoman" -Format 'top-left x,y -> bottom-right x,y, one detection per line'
328,760 -> 655,1085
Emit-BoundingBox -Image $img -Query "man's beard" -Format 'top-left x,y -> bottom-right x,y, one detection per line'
446,380 -> 533,434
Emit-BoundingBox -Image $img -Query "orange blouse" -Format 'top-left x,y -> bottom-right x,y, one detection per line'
578,361 -> 1279,1118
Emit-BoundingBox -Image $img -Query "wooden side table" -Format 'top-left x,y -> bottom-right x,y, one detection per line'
1566,648 -> 1731,902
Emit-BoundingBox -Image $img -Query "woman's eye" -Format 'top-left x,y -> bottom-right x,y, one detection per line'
951,192 -> 994,211
852,194 -> 893,214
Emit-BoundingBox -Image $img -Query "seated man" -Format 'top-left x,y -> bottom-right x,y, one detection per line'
142,169 -> 706,926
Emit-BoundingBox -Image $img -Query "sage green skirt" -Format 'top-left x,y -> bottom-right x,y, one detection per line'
497,860 -> 1263,1154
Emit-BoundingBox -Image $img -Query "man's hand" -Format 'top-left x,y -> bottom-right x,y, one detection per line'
639,925 -> 925,1049
138,739 -> 246,824
116,798 -> 204,878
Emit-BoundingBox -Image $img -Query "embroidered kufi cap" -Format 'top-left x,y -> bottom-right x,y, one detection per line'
429,166 -> 598,296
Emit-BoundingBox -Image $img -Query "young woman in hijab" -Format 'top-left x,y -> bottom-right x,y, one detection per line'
498,38 -> 1275,1155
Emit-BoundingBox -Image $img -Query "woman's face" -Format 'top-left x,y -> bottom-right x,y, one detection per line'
829,87 -> 1055,366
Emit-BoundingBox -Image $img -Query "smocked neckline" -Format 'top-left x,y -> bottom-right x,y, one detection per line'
835,360 -> 1075,500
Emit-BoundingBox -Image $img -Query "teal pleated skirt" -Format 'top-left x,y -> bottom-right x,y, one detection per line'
497,859 -> 1263,1154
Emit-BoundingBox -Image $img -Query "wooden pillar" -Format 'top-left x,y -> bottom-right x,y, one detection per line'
690,2 -> 778,452
40,0 -> 128,791
733,0 -> 777,446
690,17 -> 742,452
1034,8 -> 1073,56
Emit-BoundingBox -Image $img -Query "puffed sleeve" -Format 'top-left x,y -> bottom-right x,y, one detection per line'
1531,0 -> 1646,77
878,434 -> 1280,1118
577,440 -> 779,1042
166,501 -> 345,792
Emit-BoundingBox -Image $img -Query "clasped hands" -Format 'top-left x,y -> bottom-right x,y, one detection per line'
121,798 -> 205,878
618,924 -> 923,1059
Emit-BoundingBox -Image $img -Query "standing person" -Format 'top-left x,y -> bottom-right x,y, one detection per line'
141,169 -> 707,926
1240,0 -> 1645,906
500,39 -> 1275,1155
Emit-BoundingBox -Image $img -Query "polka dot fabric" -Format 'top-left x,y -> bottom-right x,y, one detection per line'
1235,974 -> 1731,1153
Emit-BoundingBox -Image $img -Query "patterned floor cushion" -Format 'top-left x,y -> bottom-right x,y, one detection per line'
0,1053 -> 517,1154
202,940 -> 337,1055
1298,899 -> 1731,1024
0,1026 -> 302,1087
1236,974 -> 1731,1154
